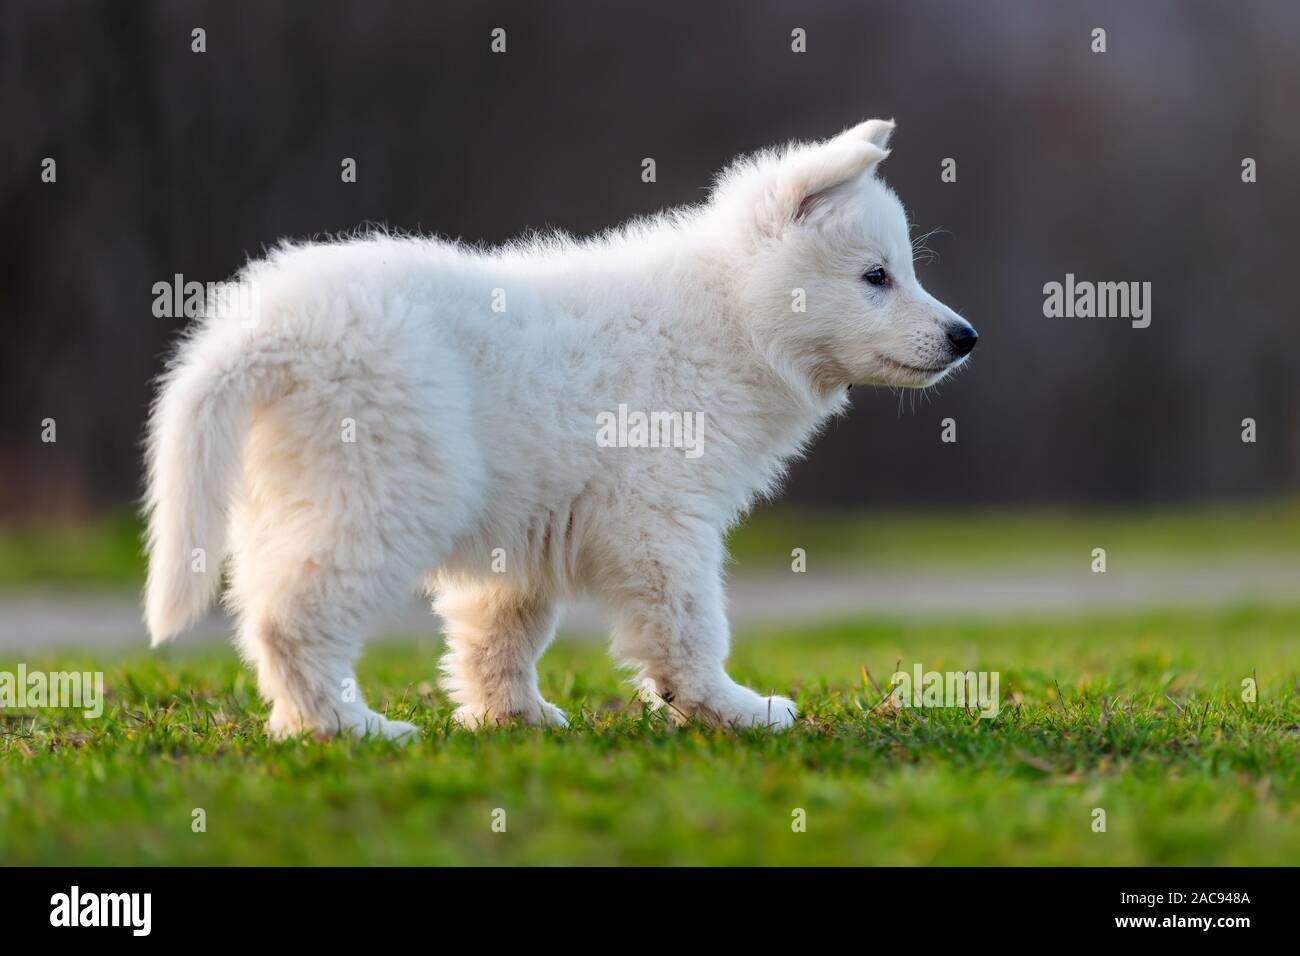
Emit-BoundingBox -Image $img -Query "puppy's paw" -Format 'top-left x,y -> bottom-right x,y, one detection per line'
707,686 -> 797,730
536,699 -> 571,727
367,717 -> 421,743
266,703 -> 420,743
452,698 -> 568,729
749,693 -> 798,730
265,703 -> 307,740
341,711 -> 420,743
643,679 -> 797,731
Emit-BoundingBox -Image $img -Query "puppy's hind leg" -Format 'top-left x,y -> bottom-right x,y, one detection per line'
435,583 -> 567,728
231,555 -> 421,742
223,330 -> 482,741
227,440 -> 463,742
246,623 -> 416,741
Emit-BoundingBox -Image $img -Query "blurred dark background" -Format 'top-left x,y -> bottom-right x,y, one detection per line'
3,0 -> 1298,520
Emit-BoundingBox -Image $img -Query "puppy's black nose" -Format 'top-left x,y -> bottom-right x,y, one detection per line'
947,324 -> 978,357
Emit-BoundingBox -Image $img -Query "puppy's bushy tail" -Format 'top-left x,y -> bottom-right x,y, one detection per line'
144,326 -> 267,645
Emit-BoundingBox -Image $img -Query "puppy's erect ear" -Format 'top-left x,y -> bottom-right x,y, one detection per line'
842,118 -> 895,152
755,120 -> 894,235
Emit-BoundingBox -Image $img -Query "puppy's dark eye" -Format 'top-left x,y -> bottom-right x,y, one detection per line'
863,267 -> 889,287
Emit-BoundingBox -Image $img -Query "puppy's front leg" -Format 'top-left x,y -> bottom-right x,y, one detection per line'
605,545 -> 796,730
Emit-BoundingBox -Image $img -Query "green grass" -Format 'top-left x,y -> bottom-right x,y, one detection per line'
2,604 -> 1298,865
3,499 -> 1297,589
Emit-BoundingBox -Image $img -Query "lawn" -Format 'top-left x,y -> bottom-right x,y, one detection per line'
3,498 -> 1299,588
2,604 -> 1297,865
726,498 -> 1300,569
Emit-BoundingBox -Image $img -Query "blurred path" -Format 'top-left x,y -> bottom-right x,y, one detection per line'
1,558 -> 1297,651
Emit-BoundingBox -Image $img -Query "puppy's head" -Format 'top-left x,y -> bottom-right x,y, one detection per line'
714,120 -> 977,392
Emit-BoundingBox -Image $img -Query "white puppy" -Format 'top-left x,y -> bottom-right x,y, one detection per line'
144,120 -> 977,739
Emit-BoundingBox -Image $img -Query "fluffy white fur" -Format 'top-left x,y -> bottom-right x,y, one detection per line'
144,120 -> 976,739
